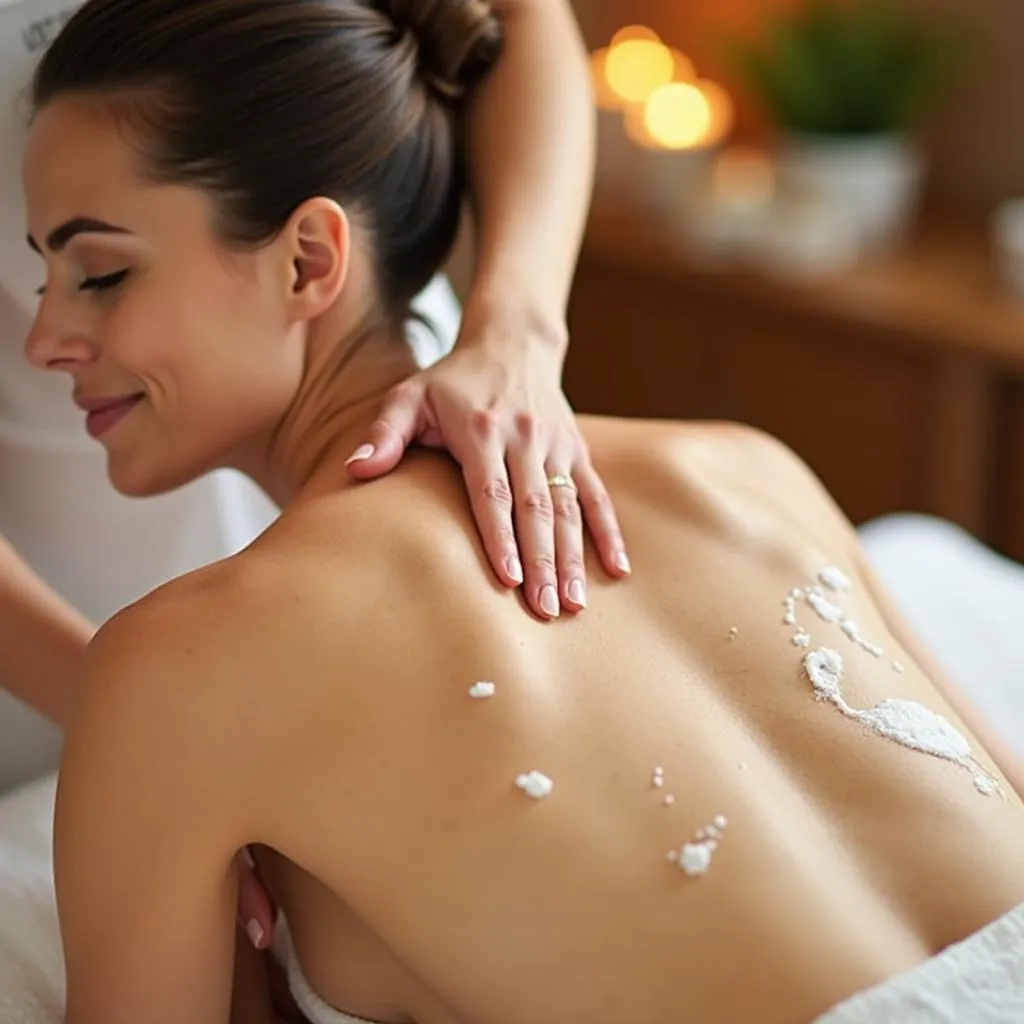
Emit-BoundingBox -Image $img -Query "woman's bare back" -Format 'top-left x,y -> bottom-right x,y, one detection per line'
229,419 -> 1024,1024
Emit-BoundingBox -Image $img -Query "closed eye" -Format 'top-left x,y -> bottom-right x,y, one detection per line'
35,269 -> 131,297
81,269 -> 130,292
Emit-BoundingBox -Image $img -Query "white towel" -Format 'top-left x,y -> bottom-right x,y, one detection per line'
0,773 -> 63,1024
813,902 -> 1024,1023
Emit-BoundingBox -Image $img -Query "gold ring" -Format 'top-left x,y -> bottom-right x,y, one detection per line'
547,473 -> 576,491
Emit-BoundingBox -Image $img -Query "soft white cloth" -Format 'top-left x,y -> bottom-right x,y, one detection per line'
274,918 -> 381,1024
813,901 -> 1024,1023
0,773 -> 61,1023
860,514 -> 1024,758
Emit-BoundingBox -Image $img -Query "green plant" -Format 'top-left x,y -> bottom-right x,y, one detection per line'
727,0 -> 969,136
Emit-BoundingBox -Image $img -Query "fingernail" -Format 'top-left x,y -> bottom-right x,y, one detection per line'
615,551 -> 632,574
345,443 -> 375,466
568,579 -> 587,607
506,555 -> 524,585
245,919 -> 265,949
539,585 -> 560,618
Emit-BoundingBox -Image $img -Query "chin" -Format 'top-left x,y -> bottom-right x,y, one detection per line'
106,453 -> 202,499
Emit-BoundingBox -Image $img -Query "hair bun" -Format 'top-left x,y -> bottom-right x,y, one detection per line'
382,0 -> 503,100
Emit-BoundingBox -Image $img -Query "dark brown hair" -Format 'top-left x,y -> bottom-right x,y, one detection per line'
32,0 -> 503,312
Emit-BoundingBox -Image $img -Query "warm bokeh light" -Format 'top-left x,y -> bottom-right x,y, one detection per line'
589,47 -> 622,112
669,48 -> 696,82
643,82 -> 712,150
695,79 -> 735,147
592,27 -> 735,154
610,25 -> 661,47
622,102 -> 666,150
604,38 -> 675,105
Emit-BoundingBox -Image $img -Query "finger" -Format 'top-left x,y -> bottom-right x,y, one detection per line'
236,848 -> 277,950
506,424 -> 559,620
573,460 -> 630,578
545,458 -> 587,613
345,382 -> 423,480
457,410 -> 523,589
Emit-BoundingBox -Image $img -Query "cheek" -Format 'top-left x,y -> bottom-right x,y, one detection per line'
106,271 -> 300,401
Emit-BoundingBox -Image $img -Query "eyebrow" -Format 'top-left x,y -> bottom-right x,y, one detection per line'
26,216 -> 131,254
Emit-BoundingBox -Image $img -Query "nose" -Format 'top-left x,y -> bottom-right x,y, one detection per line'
24,298 -> 99,373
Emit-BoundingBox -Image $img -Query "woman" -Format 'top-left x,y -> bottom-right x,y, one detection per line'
24,1 -> 1024,1022
0,0 -> 625,777
1,0 -> 622,952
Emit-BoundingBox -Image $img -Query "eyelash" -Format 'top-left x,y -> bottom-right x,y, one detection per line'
82,269 -> 131,292
36,269 -> 131,297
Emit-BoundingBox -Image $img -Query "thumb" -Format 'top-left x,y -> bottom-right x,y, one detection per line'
345,382 -> 424,480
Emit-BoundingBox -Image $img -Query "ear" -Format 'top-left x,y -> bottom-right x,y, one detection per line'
280,198 -> 350,322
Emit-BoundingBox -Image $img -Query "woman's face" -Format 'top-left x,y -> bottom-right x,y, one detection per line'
22,98 -> 306,497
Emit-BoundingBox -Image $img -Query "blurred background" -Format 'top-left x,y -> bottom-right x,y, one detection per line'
548,0 -> 1024,562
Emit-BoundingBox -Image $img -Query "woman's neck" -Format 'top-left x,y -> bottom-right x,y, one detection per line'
233,300 -> 422,509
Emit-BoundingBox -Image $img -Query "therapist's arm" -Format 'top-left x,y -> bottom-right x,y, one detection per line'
0,531 -> 93,727
461,0 -> 595,325
350,0 -> 630,618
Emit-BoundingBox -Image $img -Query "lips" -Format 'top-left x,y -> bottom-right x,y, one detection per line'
74,393 -> 144,439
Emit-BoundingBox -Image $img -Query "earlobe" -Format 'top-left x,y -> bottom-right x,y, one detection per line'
287,199 -> 349,320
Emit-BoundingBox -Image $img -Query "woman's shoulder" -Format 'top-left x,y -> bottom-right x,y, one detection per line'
581,415 -> 801,467
580,415 -> 822,497
80,551 -> 304,714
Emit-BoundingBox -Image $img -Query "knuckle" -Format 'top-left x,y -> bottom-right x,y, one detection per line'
493,525 -> 517,548
553,494 -> 582,524
481,477 -> 513,511
522,490 -> 554,522
581,487 -> 613,518
513,411 -> 542,443
530,552 -> 558,574
559,552 -> 586,574
468,409 -> 500,440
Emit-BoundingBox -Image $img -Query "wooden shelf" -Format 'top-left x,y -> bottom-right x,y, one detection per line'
580,201 -> 1024,371
566,201 -> 1024,561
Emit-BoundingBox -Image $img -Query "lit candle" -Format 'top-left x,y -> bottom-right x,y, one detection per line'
604,38 -> 674,105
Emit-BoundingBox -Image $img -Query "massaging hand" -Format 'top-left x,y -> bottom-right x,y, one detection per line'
236,847 -> 277,952
345,303 -> 631,619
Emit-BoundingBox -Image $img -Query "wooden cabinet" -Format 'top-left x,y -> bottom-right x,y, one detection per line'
565,204 -> 1024,559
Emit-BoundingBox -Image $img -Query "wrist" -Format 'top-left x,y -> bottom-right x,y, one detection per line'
458,280 -> 570,361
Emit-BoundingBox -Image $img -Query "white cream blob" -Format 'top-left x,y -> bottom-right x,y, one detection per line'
803,647 -> 1002,797
515,770 -> 554,800
818,567 -> 851,591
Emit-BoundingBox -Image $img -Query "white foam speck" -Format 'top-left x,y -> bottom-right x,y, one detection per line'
807,590 -> 844,623
679,843 -> 713,876
818,567 -> 851,591
515,770 -> 553,800
804,648 -> 844,700
468,680 -> 495,699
